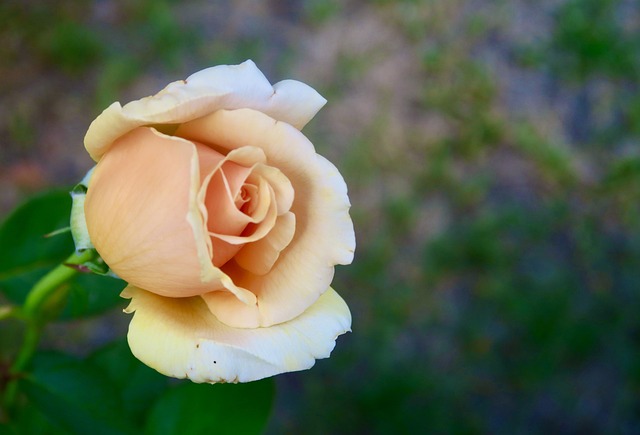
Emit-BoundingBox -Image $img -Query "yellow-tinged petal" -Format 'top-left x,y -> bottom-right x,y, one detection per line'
122,286 -> 351,383
175,109 -> 355,328
85,60 -> 326,161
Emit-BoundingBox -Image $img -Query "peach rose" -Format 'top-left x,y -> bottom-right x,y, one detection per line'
81,61 -> 355,383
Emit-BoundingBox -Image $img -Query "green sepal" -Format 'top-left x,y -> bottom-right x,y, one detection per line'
73,250 -> 119,278
70,167 -> 94,252
69,168 -> 120,279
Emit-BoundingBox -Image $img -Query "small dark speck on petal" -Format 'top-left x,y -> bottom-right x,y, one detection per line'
213,361 -> 217,364
196,344 -> 200,348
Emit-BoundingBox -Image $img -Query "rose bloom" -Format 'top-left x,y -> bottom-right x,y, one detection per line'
82,61 -> 355,383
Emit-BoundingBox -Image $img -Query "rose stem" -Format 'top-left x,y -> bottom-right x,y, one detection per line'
1,249 -> 96,417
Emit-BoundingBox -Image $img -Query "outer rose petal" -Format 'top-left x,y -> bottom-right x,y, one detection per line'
85,127 -> 230,297
85,60 -> 327,161
122,286 -> 351,383
176,109 -> 355,328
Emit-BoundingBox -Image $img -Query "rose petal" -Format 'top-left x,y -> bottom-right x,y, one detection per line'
175,109 -> 355,328
84,127 -> 256,307
85,60 -> 326,161
122,285 -> 351,383
251,163 -> 294,215
199,147 -> 267,229
203,160 -> 252,266
269,79 -> 327,130
197,146 -> 283,266
85,127 -> 225,297
233,212 -> 296,276
209,180 -> 278,246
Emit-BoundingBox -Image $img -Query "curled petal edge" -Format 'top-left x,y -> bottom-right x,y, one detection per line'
122,286 -> 351,383
85,60 -> 327,161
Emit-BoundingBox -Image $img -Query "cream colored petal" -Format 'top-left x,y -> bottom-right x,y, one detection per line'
85,127 -> 229,297
268,79 -> 327,130
85,60 -> 326,161
199,288 -> 261,329
251,163 -> 294,215
176,109 -> 355,328
233,212 -> 296,276
122,286 -> 351,383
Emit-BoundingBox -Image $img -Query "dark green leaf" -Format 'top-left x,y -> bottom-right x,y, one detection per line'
0,400 -> 69,435
0,190 -> 73,281
0,190 -> 124,318
89,340 -> 169,426
20,352 -> 136,435
145,379 -> 275,435
61,273 -> 125,318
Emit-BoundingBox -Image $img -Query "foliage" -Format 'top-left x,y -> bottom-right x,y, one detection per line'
282,0 -> 640,433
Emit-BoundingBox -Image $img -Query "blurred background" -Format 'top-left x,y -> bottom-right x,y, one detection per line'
1,0 -> 640,433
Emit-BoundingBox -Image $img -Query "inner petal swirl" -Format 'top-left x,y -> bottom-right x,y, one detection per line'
195,144 -> 295,273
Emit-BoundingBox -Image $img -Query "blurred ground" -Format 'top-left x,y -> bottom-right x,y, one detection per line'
1,0 -> 640,433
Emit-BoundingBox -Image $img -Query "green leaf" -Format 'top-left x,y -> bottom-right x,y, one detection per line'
0,190 -> 73,280
0,190 -> 124,319
89,340 -> 169,426
61,273 -> 125,318
20,352 -> 137,434
145,379 -> 275,435
0,400 -> 69,435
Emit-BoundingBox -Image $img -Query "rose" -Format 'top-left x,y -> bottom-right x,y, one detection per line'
81,61 -> 355,383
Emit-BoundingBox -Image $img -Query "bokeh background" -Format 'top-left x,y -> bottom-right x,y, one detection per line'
1,0 -> 640,433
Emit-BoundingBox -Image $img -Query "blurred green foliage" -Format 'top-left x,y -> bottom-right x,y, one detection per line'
550,0 -> 640,81
287,0 -> 640,433
1,0 -> 640,433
